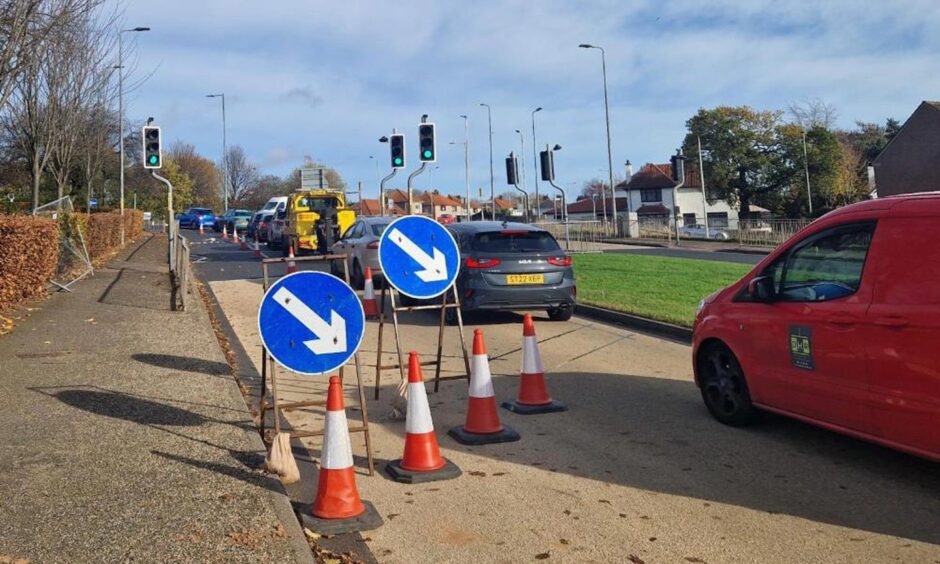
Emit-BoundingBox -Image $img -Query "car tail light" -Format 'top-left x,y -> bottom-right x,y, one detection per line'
571,286 -> 577,297
464,289 -> 474,299
367,241 -> 379,249
548,256 -> 572,267
466,257 -> 501,268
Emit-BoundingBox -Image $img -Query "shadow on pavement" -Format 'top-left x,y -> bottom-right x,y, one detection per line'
132,353 -> 231,377
150,450 -> 285,495
53,389 -> 208,426
370,370 -> 940,546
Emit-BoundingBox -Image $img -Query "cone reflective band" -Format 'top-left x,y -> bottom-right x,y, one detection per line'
362,267 -> 378,318
222,225 -> 228,239
286,247 -> 297,274
253,238 -> 261,257
311,376 -> 365,520
502,314 -> 567,415
401,353 -> 445,471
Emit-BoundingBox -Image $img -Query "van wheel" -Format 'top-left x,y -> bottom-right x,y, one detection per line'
698,343 -> 759,426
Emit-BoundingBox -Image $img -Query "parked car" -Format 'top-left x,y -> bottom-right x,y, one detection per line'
177,207 -> 216,229
247,212 -> 265,239
679,224 -> 731,240
267,209 -> 287,250
437,214 -> 457,225
215,209 -> 252,233
330,216 -> 394,288
693,193 -> 940,462
418,221 -> 576,323
256,212 -> 274,242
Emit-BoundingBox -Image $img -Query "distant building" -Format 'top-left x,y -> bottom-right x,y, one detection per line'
351,198 -> 403,216
872,101 -> 940,197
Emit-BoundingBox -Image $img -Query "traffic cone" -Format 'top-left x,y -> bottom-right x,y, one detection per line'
502,314 -> 567,415
198,221 -> 204,235
253,238 -> 262,258
448,329 -> 520,445
301,376 -> 383,535
286,246 -> 297,274
386,352 -> 461,483
362,267 -> 378,319
222,225 -> 228,239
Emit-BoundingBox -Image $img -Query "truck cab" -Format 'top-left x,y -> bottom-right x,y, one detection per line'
282,190 -> 356,255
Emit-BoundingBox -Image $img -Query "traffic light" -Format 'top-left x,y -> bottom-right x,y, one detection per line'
418,123 -> 436,162
505,153 -> 519,185
142,126 -> 161,169
539,149 -> 554,181
670,149 -> 685,183
390,134 -> 405,168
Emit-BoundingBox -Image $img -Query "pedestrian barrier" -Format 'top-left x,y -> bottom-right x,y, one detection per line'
300,376 -> 383,535
502,314 -> 567,414
170,226 -> 192,312
448,329 -> 520,445
386,352 -> 461,484
362,267 -> 378,318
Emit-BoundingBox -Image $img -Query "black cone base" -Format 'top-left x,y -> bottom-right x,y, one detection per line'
384,458 -> 462,484
501,399 -> 568,415
299,500 -> 383,535
447,424 -> 521,445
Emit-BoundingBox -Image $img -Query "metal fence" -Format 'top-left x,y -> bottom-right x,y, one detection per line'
620,216 -> 812,249
533,220 -> 607,253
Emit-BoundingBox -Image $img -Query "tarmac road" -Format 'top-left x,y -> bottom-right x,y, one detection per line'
192,230 -> 940,564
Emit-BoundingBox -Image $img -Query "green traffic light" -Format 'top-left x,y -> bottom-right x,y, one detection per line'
423,150 -> 433,159
148,155 -> 159,165
394,157 -> 403,165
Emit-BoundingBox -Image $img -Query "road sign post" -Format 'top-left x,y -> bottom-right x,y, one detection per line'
373,215 -> 470,398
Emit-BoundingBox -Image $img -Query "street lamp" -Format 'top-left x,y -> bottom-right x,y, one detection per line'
579,43 -> 617,229
531,107 -> 542,215
514,129 -> 527,219
459,114 -> 471,221
206,93 -> 227,210
479,103 -> 495,220
118,26 -> 150,245
369,155 -> 379,188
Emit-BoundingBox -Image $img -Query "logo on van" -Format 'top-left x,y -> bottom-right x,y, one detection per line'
789,325 -> 814,370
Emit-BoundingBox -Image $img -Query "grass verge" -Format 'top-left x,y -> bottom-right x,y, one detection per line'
573,253 -> 752,327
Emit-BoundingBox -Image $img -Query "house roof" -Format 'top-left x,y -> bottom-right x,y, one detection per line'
493,198 -> 514,210
617,162 -> 702,191
566,197 -> 631,214
873,101 -> 940,166
636,203 -> 671,215
386,189 -> 409,203
422,192 -> 463,207
353,198 -> 405,216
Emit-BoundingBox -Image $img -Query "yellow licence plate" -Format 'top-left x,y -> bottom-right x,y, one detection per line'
506,274 -> 544,285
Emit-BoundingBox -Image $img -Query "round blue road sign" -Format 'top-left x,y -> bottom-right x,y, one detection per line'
257,271 -> 365,375
378,215 -> 460,299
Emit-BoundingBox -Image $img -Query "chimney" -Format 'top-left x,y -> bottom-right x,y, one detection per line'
624,160 -> 633,184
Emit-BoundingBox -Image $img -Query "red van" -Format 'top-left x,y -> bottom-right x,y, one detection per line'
693,193 -> 940,462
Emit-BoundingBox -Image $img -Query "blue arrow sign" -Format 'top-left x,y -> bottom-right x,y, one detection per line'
257,271 -> 365,375
89,198 -> 98,208
378,215 -> 460,299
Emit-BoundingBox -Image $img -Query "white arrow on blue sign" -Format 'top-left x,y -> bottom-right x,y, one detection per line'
378,215 -> 460,299
257,271 -> 365,375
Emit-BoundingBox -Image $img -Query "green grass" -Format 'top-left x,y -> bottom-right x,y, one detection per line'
573,253 -> 752,327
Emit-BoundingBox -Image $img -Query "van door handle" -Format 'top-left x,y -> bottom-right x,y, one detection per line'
874,316 -> 909,328
825,314 -> 859,326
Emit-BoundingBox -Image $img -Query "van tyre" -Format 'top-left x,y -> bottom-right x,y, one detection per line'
698,343 -> 760,426
547,306 -> 573,321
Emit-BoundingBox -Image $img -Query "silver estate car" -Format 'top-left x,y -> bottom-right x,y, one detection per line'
330,216 -> 394,288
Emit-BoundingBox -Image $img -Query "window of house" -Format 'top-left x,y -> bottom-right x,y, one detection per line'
762,222 -> 876,302
683,213 -> 697,226
640,189 -> 662,203
707,212 -> 729,228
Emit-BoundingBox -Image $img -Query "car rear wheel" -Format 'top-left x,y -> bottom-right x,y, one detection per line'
547,306 -> 573,321
698,343 -> 759,426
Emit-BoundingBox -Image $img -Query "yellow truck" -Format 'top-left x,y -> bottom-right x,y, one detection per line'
281,190 -> 356,256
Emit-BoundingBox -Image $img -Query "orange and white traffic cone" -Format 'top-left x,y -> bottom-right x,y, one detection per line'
198,221 -> 204,235
448,329 -> 520,445
386,352 -> 461,483
286,246 -> 297,274
222,225 -> 228,239
301,376 -> 383,534
362,267 -> 378,319
253,238 -> 262,258
502,314 -> 567,415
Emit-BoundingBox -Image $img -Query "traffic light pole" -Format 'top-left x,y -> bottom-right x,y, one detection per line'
407,162 -> 427,215
547,179 -> 570,251
512,181 -> 529,224
379,169 -> 397,217
150,171 -> 175,266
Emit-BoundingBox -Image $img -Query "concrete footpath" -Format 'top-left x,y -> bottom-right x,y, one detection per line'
0,233 -> 313,563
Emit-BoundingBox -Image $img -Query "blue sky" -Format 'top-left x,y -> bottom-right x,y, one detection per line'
121,0 -> 940,201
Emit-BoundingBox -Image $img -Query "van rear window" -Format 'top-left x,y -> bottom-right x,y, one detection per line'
470,231 -> 560,253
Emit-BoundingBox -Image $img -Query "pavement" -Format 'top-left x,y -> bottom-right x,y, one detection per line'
193,230 -> 940,564
0,233 -> 313,563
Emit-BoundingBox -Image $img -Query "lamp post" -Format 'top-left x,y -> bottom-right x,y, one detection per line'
118,26 -> 150,244
801,128 -> 814,215
579,43 -> 617,230
459,114 -> 471,221
479,103 -> 495,220
531,107 -> 542,215
205,93 -> 227,210
514,129 -> 527,220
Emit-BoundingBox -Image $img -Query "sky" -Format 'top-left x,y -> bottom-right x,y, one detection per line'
120,0 -> 940,202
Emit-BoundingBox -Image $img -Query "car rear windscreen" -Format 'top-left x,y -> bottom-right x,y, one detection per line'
370,222 -> 392,236
470,231 -> 560,253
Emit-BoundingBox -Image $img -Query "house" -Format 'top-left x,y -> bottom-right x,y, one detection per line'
494,197 -> 523,217
385,189 -> 420,215
422,192 -> 464,220
351,198 -> 404,217
872,101 -> 940,197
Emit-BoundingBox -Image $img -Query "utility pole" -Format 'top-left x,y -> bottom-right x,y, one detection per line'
531,107 -> 542,217
460,114 -> 471,222
802,129 -> 813,215
514,129 -> 527,220
118,26 -> 150,244
206,93 -> 227,210
479,103 -> 495,220
697,136 -> 709,238
579,44 -> 617,230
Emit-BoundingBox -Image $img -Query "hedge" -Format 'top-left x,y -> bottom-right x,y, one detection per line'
0,210 -> 144,310
0,215 -> 60,309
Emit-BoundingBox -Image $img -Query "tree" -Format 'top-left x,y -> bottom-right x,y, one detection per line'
224,144 -> 259,202
777,124 -> 842,216
787,97 -> 839,130
580,178 -> 608,198
682,106 -> 785,219
170,142 -> 221,210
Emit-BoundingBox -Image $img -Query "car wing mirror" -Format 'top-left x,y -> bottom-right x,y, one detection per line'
747,275 -> 775,302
